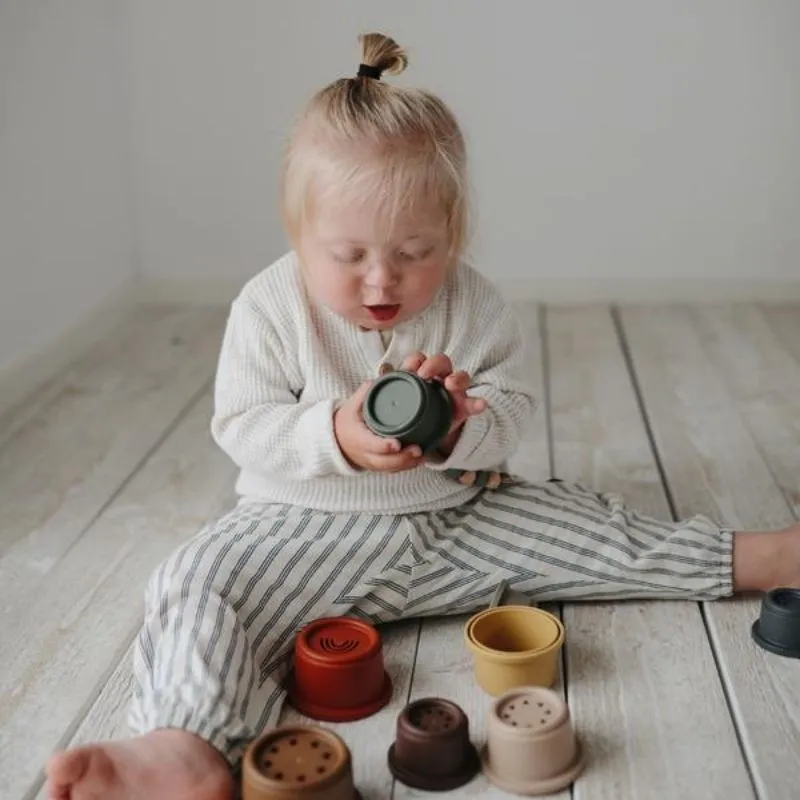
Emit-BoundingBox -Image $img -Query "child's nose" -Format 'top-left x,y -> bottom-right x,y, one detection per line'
365,259 -> 398,287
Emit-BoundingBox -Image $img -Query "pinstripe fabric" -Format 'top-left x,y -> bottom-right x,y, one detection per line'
129,480 -> 732,764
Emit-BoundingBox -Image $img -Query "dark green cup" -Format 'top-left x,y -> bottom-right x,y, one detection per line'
363,370 -> 454,454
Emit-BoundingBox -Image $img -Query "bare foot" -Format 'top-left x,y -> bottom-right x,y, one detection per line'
733,523 -> 800,593
46,728 -> 233,800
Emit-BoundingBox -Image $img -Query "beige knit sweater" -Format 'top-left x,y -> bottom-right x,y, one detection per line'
211,252 -> 537,513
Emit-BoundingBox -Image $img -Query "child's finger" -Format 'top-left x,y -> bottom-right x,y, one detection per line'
417,353 -> 453,380
362,430 -> 403,455
465,396 -> 488,415
444,370 -> 471,392
371,447 -> 424,472
350,380 -> 374,410
401,351 -> 427,372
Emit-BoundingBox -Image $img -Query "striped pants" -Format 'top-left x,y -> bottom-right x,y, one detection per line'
128,480 -> 732,764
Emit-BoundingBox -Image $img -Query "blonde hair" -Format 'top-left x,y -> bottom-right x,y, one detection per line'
281,33 -> 469,264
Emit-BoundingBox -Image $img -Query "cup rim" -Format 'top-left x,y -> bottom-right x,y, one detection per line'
763,587 -> 800,617
481,739 -> 585,795
464,606 -> 564,662
287,671 -> 393,722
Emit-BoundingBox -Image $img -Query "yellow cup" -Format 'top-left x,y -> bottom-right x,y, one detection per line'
464,606 -> 564,696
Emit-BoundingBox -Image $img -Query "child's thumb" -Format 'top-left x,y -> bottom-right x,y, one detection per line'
352,380 -> 374,409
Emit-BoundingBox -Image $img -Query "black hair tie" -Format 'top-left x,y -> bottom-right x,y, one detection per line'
357,63 -> 382,80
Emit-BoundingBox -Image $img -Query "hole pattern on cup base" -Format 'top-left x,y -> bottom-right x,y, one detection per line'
258,730 -> 337,783
409,701 -> 455,732
497,691 -> 561,731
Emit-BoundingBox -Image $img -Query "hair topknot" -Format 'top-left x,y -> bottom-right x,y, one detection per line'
281,31 -> 470,265
359,32 -> 408,78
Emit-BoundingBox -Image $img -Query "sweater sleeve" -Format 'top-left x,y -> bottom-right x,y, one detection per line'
424,295 -> 536,473
210,295 -> 359,480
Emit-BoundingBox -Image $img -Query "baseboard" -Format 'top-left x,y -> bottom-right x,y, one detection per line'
138,275 -> 800,306
0,280 -> 138,424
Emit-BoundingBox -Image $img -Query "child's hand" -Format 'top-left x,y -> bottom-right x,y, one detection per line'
333,381 -> 424,472
401,352 -> 488,436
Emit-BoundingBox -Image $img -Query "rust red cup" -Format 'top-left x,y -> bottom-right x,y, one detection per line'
387,697 -> 480,791
286,616 -> 392,722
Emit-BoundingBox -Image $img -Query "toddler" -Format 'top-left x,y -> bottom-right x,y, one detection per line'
46,32 -> 800,800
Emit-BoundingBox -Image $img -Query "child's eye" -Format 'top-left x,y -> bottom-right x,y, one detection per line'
332,250 -> 365,264
398,247 -> 434,262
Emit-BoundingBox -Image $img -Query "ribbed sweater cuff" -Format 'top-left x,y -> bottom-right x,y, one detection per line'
425,412 -> 492,471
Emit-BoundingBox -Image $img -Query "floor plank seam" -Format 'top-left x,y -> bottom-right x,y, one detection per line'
390,619 -> 423,800
539,307 -> 570,797
609,306 -> 679,522
539,304 -> 556,481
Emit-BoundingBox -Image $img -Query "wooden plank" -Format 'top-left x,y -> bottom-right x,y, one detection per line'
620,305 -> 799,800
547,306 -> 752,799
401,303 -> 563,800
690,305 -> 800,517
2,390 -> 239,800
279,620 -> 421,800
0,304 -> 226,627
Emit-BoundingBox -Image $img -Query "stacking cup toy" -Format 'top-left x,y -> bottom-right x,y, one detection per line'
287,617 -> 392,722
363,370 -> 453,454
751,587 -> 800,658
387,698 -> 480,791
481,687 -> 585,795
465,606 -> 565,695
243,725 -> 362,800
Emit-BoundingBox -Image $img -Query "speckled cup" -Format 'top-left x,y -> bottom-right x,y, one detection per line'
242,725 -> 362,800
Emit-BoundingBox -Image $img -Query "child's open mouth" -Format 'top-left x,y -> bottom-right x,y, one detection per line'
365,304 -> 400,322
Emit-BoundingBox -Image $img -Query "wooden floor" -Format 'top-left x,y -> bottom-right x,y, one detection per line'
2,302 -> 799,800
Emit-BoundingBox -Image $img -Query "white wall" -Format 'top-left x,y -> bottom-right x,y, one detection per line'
0,1 -> 135,380
128,0 -> 800,294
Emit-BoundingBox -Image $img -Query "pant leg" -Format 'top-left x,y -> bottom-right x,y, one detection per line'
403,480 -> 734,617
128,502 -> 416,765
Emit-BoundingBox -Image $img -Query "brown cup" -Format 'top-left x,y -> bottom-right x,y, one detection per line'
465,606 -> 564,695
242,725 -> 363,800
481,687 -> 585,795
387,697 -> 480,791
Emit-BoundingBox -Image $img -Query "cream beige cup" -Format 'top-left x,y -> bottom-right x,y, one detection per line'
481,686 -> 585,795
464,606 -> 564,695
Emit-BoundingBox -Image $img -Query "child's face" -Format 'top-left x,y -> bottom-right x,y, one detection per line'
299,200 -> 451,330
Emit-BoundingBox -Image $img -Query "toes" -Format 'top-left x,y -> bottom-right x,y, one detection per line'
46,748 -> 91,792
